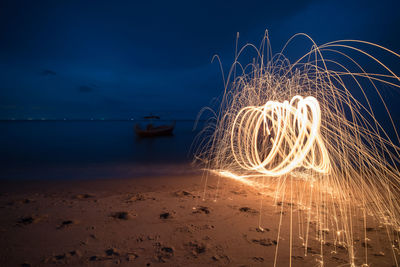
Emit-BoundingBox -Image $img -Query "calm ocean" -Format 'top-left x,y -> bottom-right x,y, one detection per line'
0,120 -> 204,180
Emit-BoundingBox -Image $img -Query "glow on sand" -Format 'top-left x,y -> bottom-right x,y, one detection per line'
195,32 -> 400,266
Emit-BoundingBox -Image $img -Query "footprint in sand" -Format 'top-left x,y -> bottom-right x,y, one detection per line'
252,256 -> 264,262
212,245 -> 230,264
239,207 -> 259,214
57,220 -> 77,229
212,254 -> 230,264
186,241 -> 207,257
43,250 -> 81,264
159,210 -> 176,219
155,245 -> 174,263
126,252 -> 139,262
17,215 -> 45,225
105,248 -> 120,256
251,238 -> 277,246
88,248 -> 127,264
230,189 -> 248,196
192,206 -> 210,214
126,193 -> 155,202
17,216 -> 37,225
173,190 -> 193,197
110,211 -> 136,220
305,247 -> 318,254
75,193 -> 94,199
160,212 -> 171,219
20,198 -> 34,204
89,255 -> 101,261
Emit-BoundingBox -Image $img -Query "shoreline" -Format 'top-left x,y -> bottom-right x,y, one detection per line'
0,161 -> 198,181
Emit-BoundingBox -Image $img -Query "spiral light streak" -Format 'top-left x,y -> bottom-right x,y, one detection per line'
231,95 -> 330,176
194,32 -> 400,266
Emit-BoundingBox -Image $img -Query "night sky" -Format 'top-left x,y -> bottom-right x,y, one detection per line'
1,0 -> 400,120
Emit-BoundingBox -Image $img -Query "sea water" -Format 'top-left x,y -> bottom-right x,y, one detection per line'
0,120 -> 204,180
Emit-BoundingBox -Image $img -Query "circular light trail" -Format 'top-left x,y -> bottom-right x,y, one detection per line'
231,95 -> 330,176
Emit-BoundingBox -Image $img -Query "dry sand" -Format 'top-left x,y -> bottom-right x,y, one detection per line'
0,172 -> 397,266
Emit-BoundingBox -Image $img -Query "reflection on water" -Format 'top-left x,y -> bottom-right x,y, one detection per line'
0,120 -> 202,180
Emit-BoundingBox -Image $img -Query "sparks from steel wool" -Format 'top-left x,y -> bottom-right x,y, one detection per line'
194,31 -> 400,267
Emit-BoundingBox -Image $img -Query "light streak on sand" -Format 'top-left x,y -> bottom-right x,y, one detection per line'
195,31 -> 400,266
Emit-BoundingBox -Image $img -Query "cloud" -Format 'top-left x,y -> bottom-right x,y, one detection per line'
41,69 -> 57,76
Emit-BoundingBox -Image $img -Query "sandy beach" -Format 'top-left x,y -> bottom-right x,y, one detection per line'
2,1 -> 400,266
0,170 -> 397,267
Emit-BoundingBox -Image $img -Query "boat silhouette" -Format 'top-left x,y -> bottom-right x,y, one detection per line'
135,121 -> 175,137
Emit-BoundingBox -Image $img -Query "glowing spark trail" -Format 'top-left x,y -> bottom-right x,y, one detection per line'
231,95 -> 330,176
194,31 -> 400,266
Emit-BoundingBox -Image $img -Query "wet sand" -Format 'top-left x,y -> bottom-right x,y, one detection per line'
0,173 -> 397,266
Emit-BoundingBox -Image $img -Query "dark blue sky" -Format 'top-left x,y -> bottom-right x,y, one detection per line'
1,0 -> 400,120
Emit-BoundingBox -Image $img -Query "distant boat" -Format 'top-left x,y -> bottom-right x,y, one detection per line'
143,115 -> 160,120
135,121 -> 175,137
